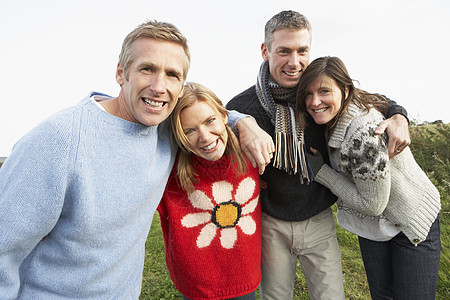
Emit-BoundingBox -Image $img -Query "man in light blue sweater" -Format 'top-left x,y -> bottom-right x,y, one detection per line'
0,20 -> 273,299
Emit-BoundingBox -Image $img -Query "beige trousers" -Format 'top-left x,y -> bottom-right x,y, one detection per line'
259,208 -> 345,300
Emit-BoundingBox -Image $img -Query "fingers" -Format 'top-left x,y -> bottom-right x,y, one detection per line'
388,141 -> 399,159
387,133 -> 410,158
242,147 -> 257,168
255,145 -> 271,175
242,143 -> 271,174
388,140 -> 409,159
375,120 -> 388,135
309,147 -> 318,154
258,164 -> 266,175
377,114 -> 411,159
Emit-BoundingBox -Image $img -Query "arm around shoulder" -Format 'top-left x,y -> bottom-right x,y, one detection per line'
375,96 -> 411,158
227,111 -> 274,175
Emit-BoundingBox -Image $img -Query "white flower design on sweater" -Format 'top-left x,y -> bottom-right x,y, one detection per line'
181,178 -> 259,249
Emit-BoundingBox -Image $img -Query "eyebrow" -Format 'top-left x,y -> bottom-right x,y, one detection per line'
181,113 -> 216,130
136,62 -> 183,79
168,67 -> 183,79
275,45 -> 310,53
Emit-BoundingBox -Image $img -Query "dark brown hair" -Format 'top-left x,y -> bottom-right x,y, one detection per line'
296,56 -> 388,133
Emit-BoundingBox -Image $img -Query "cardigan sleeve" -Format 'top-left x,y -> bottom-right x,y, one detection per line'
315,120 -> 391,216
0,117 -> 74,298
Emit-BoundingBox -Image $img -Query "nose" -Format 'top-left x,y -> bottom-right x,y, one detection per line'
288,52 -> 300,67
197,126 -> 210,143
150,74 -> 166,95
309,93 -> 321,106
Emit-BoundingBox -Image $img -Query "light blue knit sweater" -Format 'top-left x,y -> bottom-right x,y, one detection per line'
0,92 -> 179,299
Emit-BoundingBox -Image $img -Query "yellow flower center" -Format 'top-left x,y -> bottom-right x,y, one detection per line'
212,201 -> 242,228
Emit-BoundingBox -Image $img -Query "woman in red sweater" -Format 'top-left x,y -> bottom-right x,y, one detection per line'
158,82 -> 262,300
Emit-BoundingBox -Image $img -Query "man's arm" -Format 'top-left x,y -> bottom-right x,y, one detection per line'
0,124 -> 69,297
227,110 -> 274,174
374,97 -> 411,159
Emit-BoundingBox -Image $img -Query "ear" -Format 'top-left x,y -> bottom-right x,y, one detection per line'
345,86 -> 350,99
116,63 -> 125,86
224,113 -> 228,125
179,85 -> 185,98
261,43 -> 269,61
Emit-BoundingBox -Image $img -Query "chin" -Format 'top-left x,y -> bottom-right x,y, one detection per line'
313,118 -> 328,125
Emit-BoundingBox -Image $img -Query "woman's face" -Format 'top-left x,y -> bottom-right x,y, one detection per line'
180,100 -> 228,161
304,75 -> 344,126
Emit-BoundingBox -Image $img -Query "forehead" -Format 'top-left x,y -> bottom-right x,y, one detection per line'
308,75 -> 335,88
271,28 -> 311,49
130,37 -> 187,75
180,101 -> 220,124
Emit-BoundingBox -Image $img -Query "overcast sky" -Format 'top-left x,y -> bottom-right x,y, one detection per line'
1,0 -> 449,156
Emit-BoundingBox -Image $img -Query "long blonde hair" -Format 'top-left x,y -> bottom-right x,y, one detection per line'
170,82 -> 247,193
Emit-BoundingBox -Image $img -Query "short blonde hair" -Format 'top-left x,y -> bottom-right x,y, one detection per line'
118,20 -> 191,80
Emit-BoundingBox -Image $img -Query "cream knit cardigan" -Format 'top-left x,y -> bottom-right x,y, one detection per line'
315,101 -> 441,245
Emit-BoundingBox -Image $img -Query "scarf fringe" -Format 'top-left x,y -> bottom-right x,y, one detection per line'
274,133 -> 311,184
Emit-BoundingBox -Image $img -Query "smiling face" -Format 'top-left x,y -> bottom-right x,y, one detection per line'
115,37 -> 186,126
305,75 -> 346,126
261,28 -> 311,88
180,100 -> 228,162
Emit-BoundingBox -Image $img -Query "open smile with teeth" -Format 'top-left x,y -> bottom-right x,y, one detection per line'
142,97 -> 165,108
284,70 -> 301,76
313,108 -> 328,113
201,139 -> 218,151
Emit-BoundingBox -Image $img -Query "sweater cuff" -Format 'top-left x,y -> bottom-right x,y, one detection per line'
227,110 -> 251,133
314,164 -> 338,190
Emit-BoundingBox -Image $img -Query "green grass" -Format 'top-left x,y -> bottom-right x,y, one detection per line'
141,123 -> 449,299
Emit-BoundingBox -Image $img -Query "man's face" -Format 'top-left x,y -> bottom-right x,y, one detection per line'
261,28 -> 311,89
115,38 -> 186,127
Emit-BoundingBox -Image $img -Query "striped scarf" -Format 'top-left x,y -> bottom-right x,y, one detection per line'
256,61 -> 311,183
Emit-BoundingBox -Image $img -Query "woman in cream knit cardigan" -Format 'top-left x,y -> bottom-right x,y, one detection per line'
296,56 -> 441,300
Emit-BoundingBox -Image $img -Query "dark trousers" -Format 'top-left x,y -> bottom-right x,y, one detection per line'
358,215 -> 441,300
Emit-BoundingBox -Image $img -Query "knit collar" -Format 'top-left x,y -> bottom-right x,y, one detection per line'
328,101 -> 369,148
84,91 -> 157,136
191,154 -> 232,178
268,79 -> 297,105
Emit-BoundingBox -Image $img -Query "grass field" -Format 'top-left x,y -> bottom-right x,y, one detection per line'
140,123 -> 449,299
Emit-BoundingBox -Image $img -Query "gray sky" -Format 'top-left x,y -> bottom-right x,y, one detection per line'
1,0 -> 449,156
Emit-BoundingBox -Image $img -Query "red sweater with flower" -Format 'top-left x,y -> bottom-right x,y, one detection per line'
158,153 -> 261,300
